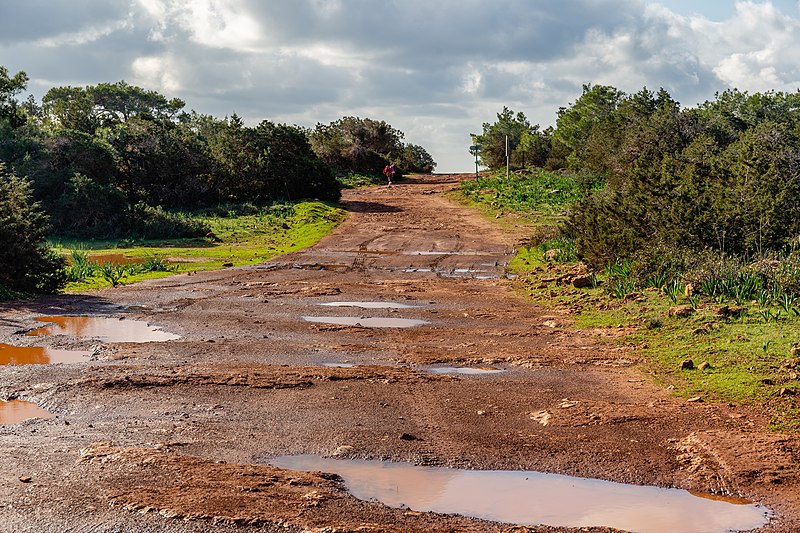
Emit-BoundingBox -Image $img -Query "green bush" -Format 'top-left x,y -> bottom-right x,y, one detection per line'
0,165 -> 66,295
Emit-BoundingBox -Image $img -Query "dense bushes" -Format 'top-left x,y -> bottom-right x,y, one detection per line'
0,65 -> 436,295
309,116 -> 436,177
0,166 -> 65,295
562,88 -> 800,274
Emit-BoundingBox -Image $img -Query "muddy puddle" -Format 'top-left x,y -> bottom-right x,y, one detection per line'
426,366 -> 504,375
269,455 -> 770,533
303,316 -> 428,328
87,253 -> 145,265
319,301 -> 420,309
402,267 -> 497,280
27,316 -> 180,343
0,343 -> 92,365
0,400 -> 55,425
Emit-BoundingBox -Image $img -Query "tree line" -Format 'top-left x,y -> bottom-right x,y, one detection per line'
476,85 -> 800,283
0,66 -> 436,296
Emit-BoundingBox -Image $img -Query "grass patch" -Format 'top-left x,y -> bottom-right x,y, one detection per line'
51,200 -> 346,291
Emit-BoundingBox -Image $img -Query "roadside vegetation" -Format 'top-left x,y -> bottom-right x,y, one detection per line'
54,201 -> 344,291
466,86 -> 800,431
0,65 -> 433,297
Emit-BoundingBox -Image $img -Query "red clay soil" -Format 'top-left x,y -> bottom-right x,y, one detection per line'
0,174 -> 797,532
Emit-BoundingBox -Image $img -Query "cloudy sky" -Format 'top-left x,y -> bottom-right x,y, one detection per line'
2,1 -> 800,172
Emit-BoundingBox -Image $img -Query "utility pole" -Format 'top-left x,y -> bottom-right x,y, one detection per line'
505,135 -> 509,179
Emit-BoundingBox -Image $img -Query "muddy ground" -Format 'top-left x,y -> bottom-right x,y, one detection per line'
0,174 -> 797,532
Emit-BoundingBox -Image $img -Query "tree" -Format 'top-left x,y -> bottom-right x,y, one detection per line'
0,164 -> 65,295
400,143 -> 437,173
0,66 -> 28,129
42,81 -> 185,132
309,116 -> 405,175
514,126 -> 551,169
476,107 -> 534,170
551,84 -> 624,171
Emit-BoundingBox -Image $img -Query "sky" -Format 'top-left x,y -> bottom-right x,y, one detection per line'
2,1 -> 800,172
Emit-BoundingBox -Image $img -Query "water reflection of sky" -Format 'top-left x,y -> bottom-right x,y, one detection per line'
270,455 -> 770,533
302,316 -> 428,328
28,316 -> 180,343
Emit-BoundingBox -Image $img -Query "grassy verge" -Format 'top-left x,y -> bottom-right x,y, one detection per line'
456,169 -> 800,432
51,201 -> 346,292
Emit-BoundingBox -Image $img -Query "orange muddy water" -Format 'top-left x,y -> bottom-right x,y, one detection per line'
0,343 -> 92,365
0,401 -> 55,425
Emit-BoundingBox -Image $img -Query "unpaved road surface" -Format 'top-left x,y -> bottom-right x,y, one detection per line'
1,174 -> 798,532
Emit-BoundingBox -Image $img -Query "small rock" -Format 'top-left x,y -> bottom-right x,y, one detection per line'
680,359 -> 695,370
222,262 -> 234,267
544,249 -> 562,261
698,362 -> 711,371
399,433 -> 419,441
530,410 -> 552,426
572,276 -> 593,289
476,410 -> 487,416
790,344 -> 799,357
18,476 -> 31,483
779,388 -> 795,396
782,358 -> 800,369
687,396 -> 703,403
715,305 -> 746,318
669,305 -> 695,318
761,378 -> 775,386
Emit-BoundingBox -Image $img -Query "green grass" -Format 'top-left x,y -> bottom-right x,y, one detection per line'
51,200 -> 346,291
459,168 -> 595,216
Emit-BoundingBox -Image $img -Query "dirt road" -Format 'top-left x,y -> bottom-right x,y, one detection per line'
0,174 -> 797,532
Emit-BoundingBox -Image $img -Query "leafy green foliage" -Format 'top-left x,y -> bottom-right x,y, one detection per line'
0,165 -> 65,295
400,143 -> 436,173
309,116 -> 406,176
475,107 -> 550,170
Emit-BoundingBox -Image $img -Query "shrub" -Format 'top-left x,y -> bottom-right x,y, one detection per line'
0,165 -> 66,295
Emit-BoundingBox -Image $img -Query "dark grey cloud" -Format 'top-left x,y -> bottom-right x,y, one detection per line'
0,0 -> 129,45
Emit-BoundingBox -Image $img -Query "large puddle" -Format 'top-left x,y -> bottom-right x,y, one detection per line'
268,455 -> 770,533
0,343 -> 92,365
303,316 -> 428,328
426,366 -> 505,375
319,301 -> 420,309
0,400 -> 55,425
27,316 -> 180,343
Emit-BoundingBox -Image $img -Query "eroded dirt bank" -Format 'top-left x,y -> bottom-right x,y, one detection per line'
0,174 -> 797,532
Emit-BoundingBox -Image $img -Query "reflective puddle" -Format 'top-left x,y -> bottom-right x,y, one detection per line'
319,302 -> 420,309
0,400 -> 55,424
27,316 -> 180,343
319,362 -> 358,368
303,316 -> 428,328
269,455 -> 770,533
426,366 -> 505,375
0,343 -> 92,365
